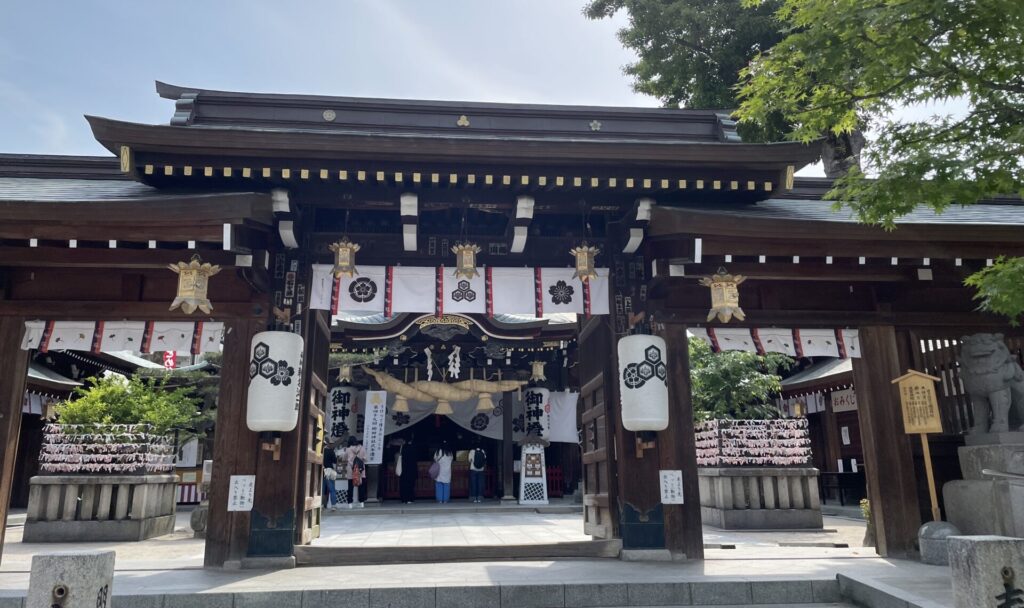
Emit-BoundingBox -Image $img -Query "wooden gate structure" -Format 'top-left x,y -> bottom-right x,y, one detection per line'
2,82 -> 1023,565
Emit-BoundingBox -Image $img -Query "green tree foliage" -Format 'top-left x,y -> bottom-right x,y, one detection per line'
689,338 -> 793,420
736,0 -> 1024,317
56,374 -> 203,436
584,0 -> 787,136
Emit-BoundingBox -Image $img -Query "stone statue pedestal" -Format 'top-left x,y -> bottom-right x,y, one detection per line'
943,433 -> 1024,537
949,536 -> 1024,608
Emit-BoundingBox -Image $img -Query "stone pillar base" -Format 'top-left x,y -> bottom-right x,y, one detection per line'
949,535 -> 1024,608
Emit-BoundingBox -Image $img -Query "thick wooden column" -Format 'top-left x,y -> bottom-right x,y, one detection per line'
0,318 -> 28,565
656,323 -> 704,559
851,325 -> 921,558
204,319 -> 261,567
501,391 -> 515,501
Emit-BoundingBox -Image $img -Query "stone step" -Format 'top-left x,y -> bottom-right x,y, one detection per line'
295,539 -> 622,566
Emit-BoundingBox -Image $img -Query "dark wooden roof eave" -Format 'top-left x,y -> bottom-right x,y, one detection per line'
648,205 -> 1024,243
86,116 -> 820,170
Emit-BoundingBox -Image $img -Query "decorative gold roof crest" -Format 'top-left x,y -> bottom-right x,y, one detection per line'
415,314 -> 473,329
328,237 -> 360,277
168,255 -> 221,314
451,242 -> 481,279
570,245 -> 599,281
699,267 -> 746,323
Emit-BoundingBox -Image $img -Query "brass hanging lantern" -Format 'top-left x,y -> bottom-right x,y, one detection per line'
451,242 -> 481,279
698,267 -> 747,323
569,244 -> 599,281
530,360 -> 547,383
168,255 -> 221,314
328,237 -> 361,277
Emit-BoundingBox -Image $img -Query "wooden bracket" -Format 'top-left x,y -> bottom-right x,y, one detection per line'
634,434 -> 656,458
261,436 -> 282,461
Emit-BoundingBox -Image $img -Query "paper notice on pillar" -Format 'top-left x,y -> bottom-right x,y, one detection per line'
44,321 -> 96,352
489,267 -> 535,316
146,322 -> 195,353
840,329 -> 862,358
309,264 -> 334,311
798,329 -> 841,357
841,426 -> 851,445
391,266 -> 435,314
227,474 -> 255,512
337,266 -> 388,314
94,321 -> 146,352
20,320 -> 46,350
659,470 -> 684,504
714,328 -> 757,352
441,270 -> 486,314
196,322 -> 226,353
754,328 -> 797,355
363,390 -> 388,465
538,268 -> 584,315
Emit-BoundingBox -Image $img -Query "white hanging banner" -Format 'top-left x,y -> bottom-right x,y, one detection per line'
310,264 -> 334,311
94,321 -> 147,352
442,270 -> 486,315
797,329 -> 841,357
363,390 -> 388,465
714,328 -> 758,353
337,266 -> 388,314
391,267 -> 435,314
21,320 -> 46,350
840,329 -> 862,358
754,328 -> 797,356
489,267 -> 535,316
45,321 -> 96,352
587,269 -> 611,315
145,322 -> 195,353
537,268 -> 584,315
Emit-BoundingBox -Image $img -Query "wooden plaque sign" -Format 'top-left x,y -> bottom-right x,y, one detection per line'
891,370 -> 943,434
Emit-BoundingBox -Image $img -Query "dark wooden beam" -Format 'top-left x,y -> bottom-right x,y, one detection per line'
0,195 -> 273,225
0,317 -> 28,566
852,326 -> 921,558
684,236 -> 1024,260
656,323 -> 704,559
0,247 -> 240,269
0,222 -> 224,242
0,301 -> 267,320
651,307 -> 1012,329
205,319 -> 262,566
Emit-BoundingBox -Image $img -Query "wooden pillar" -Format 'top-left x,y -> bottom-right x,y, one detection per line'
823,394 -> 843,472
204,319 -> 261,567
0,318 -> 28,565
501,391 -> 514,501
851,325 -> 921,558
656,323 -> 704,559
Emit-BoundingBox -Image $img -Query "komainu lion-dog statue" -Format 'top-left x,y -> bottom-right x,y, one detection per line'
959,333 -> 1024,433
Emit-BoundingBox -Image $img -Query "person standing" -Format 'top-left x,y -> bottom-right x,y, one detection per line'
433,442 -> 454,504
322,440 -> 341,511
399,435 -> 418,504
343,436 -> 368,509
467,442 -> 487,503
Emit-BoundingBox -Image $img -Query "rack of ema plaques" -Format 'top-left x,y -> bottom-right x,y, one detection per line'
519,443 -> 549,505
695,418 -> 822,530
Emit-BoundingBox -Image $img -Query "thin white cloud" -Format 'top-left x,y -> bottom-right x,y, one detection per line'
0,78 -> 69,151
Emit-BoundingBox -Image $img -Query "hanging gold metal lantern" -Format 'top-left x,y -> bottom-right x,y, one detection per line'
569,245 -> 599,281
328,237 -> 361,277
698,267 -> 747,323
168,255 -> 221,314
451,242 -> 481,279
530,360 -> 547,383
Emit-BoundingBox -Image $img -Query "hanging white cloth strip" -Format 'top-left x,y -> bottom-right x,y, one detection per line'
687,328 -> 862,359
310,265 -> 609,317
21,321 -> 225,354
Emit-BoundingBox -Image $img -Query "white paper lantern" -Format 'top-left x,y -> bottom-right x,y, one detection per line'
246,331 -> 304,432
522,387 -> 551,439
618,335 -> 669,431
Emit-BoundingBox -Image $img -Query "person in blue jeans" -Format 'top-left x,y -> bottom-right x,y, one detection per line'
468,443 -> 486,503
322,441 -> 341,511
433,442 -> 454,504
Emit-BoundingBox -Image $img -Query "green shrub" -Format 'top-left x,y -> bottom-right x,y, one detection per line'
56,374 -> 201,436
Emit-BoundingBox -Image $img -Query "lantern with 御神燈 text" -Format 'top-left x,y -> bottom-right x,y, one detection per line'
168,256 -> 221,314
617,334 -> 669,431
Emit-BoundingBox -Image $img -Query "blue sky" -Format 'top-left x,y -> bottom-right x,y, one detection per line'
0,1 -> 656,156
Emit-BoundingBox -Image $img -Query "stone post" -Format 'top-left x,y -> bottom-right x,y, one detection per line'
27,551 -> 115,608
949,535 -> 1024,608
